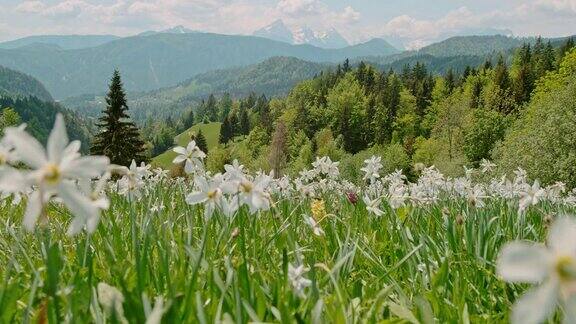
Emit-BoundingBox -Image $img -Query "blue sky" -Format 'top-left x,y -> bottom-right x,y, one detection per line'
1,0 -> 575,47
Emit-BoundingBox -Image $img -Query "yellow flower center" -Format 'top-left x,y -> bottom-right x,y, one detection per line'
0,154 -> 5,165
556,256 -> 576,281
207,189 -> 218,200
43,164 -> 61,184
240,181 -> 253,193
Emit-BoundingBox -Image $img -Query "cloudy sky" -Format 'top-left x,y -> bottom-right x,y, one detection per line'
1,0 -> 575,48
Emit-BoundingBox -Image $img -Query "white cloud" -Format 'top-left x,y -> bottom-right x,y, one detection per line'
15,1 -> 47,14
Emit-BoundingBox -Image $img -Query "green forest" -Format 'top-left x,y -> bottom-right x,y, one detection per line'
148,37 -> 576,187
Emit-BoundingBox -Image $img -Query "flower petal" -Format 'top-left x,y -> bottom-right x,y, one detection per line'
23,191 -> 42,231
58,181 -> 99,236
548,217 -> 576,255
47,114 -> 69,164
186,192 -> 206,205
62,156 -> 110,179
497,241 -> 552,283
512,280 -> 558,324
4,128 -> 47,169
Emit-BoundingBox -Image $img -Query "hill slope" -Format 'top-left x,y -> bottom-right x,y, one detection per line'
0,33 -> 399,99
0,65 -> 53,101
152,122 -> 221,168
63,57 -> 331,121
0,35 -> 120,50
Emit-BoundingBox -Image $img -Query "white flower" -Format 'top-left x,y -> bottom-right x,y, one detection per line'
497,217 -> 576,324
363,195 -> 383,216
519,180 -> 545,213
224,159 -> 245,181
304,216 -> 324,236
288,263 -> 312,297
67,175 -> 111,236
238,175 -> 271,214
361,156 -> 383,182
145,296 -> 167,324
480,159 -> 497,173
185,176 -> 223,218
2,114 -> 109,232
97,282 -> 128,324
172,141 -> 206,174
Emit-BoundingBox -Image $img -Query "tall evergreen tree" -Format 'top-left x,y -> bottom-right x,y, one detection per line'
219,116 -> 233,144
91,70 -> 147,166
195,129 -> 208,154
239,108 -> 250,135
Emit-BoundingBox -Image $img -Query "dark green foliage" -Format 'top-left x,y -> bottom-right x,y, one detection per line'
195,129 -> 208,154
463,109 -> 508,164
0,96 -> 90,149
0,65 -> 53,101
239,109 -> 250,136
219,116 -> 233,144
91,70 -> 147,166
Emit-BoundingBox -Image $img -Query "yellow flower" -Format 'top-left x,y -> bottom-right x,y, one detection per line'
311,199 -> 326,221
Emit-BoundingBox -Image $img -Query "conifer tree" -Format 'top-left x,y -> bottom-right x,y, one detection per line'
219,116 -> 232,144
195,129 -> 208,154
91,70 -> 147,166
239,108 -> 250,135
183,108 -> 195,129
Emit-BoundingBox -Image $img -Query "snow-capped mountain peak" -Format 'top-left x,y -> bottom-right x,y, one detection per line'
253,20 -> 349,49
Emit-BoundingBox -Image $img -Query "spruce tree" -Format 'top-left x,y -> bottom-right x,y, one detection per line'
91,70 -> 147,166
239,109 -> 250,135
219,116 -> 232,144
195,129 -> 208,154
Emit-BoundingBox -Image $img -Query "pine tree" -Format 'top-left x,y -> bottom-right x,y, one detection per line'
239,108 -> 250,135
219,116 -> 232,144
183,108 -> 195,129
91,70 -> 147,166
195,129 -> 208,154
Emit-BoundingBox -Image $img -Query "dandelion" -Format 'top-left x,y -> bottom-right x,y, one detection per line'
288,263 -> 312,297
497,217 -> 576,324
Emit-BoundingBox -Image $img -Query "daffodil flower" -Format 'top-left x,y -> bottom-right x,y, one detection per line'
497,217 -> 576,324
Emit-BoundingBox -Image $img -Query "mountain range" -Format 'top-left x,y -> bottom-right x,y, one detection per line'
253,20 -> 349,49
0,33 -> 399,99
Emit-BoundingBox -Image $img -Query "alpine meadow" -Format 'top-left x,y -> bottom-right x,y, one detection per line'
2,1 -> 576,323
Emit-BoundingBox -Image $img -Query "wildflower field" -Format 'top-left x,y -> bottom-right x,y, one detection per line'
1,116 -> 576,323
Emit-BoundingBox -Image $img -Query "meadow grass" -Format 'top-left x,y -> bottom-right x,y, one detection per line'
0,180 -> 566,323
152,122 -> 221,168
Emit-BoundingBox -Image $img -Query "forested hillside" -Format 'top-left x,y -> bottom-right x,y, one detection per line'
0,65 -> 53,101
63,57 -> 330,122
169,37 -> 576,187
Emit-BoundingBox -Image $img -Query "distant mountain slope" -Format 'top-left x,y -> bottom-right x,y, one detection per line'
0,35 -> 120,50
64,57 -> 330,121
0,32 -> 399,99
377,54 -> 487,75
0,65 -> 53,101
417,35 -> 525,57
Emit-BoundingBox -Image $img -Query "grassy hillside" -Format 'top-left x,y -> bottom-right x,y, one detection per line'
0,35 -> 120,50
152,122 -> 221,168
